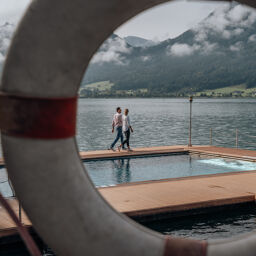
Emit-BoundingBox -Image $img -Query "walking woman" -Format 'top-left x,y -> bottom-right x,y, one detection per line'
119,109 -> 133,151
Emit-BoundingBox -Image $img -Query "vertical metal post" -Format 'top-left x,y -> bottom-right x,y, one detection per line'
189,96 -> 193,147
210,128 -> 212,145
19,201 -> 22,223
236,129 -> 238,148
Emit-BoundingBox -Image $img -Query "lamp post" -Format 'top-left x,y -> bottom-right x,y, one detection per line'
189,96 -> 193,147
236,129 -> 238,148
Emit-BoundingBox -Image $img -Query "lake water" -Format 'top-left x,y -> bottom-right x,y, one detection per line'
0,98 -> 255,155
76,98 -> 256,151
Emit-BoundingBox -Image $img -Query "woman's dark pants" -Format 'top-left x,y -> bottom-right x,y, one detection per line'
122,129 -> 130,147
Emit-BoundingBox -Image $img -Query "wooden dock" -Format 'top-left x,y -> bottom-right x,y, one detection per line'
0,145 -> 187,167
99,171 -> 256,218
1,145 -> 256,237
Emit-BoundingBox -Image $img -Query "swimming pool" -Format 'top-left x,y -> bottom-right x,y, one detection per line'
84,154 -> 256,187
1,153 -> 256,255
1,153 -> 256,197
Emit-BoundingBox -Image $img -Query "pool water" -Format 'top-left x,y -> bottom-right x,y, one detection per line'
84,154 -> 256,187
1,154 -> 256,196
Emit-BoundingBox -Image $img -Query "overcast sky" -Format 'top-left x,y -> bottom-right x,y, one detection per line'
116,1 -> 226,40
0,0 -> 229,40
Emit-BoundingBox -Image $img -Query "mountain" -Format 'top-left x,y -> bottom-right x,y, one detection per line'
82,4 -> 256,96
1,4 -> 256,97
124,36 -> 156,47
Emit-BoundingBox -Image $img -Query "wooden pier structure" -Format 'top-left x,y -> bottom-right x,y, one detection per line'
1,145 -> 256,237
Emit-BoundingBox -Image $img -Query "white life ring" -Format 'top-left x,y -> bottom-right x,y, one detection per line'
0,0 -> 256,255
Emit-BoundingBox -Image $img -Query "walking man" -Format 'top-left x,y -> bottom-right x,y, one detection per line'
120,108 -> 133,151
109,107 -> 124,151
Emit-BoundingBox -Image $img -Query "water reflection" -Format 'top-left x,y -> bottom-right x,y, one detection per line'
188,155 -> 193,176
111,159 -> 131,184
85,154 -> 256,187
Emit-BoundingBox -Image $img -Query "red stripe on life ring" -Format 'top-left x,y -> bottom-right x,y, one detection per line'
0,93 -> 77,139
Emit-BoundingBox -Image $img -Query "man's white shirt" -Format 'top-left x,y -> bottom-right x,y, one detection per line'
122,115 -> 131,132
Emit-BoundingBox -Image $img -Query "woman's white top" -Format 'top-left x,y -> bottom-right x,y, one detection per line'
122,115 -> 131,132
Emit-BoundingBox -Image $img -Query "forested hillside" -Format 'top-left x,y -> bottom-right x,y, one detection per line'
82,4 -> 256,96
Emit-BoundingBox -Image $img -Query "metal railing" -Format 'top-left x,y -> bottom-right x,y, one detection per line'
0,174 -> 22,223
209,128 -> 256,149
7,174 -> 23,223
187,98 -> 255,150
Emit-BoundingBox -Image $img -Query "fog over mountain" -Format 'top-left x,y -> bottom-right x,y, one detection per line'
90,34 -> 133,65
82,3 -> 256,95
0,22 -> 15,66
124,36 -> 156,48
1,4 -> 256,96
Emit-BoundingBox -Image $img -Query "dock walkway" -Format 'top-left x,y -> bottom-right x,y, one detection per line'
99,171 -> 256,218
1,145 -> 256,237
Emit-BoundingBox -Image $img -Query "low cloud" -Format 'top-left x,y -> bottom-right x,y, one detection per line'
167,41 -> 217,57
0,52 -> 4,63
91,37 -> 131,65
0,37 -> 11,54
167,43 -> 199,57
141,56 -> 151,61
0,22 -> 15,64
201,41 -> 217,54
248,34 -> 256,42
233,28 -> 244,35
230,41 -> 243,52
193,4 -> 256,41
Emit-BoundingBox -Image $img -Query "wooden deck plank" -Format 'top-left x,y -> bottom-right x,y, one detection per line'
99,171 -> 256,215
0,145 -> 188,166
0,198 -> 31,231
79,145 -> 187,160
